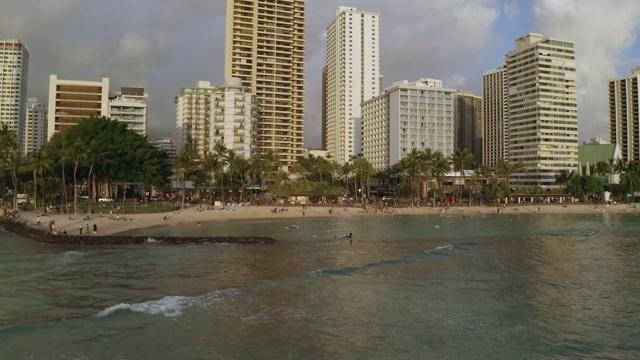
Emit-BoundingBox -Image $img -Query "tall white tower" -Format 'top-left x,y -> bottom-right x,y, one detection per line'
0,39 -> 29,146
505,33 -> 578,187
324,6 -> 380,164
25,98 -> 47,153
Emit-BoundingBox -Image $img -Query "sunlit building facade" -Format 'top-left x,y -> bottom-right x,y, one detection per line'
225,0 -> 306,170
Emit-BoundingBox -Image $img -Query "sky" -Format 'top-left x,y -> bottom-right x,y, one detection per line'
2,0 -> 640,149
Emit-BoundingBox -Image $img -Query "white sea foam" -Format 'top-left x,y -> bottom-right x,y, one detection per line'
434,244 -> 454,251
95,288 -> 242,318
307,269 -> 323,278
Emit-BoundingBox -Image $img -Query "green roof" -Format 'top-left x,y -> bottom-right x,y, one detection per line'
578,144 -> 616,164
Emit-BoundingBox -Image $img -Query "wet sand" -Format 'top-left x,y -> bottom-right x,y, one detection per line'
10,202 -> 637,237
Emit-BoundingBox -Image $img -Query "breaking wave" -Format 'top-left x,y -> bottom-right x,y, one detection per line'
95,288 -> 243,318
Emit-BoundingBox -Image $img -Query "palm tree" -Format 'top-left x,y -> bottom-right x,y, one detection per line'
496,158 -> 525,186
68,141 -> 88,215
224,149 -> 238,202
85,139 -> 112,214
213,144 -> 229,203
21,151 -> 47,212
201,153 -> 220,203
451,149 -> 474,204
261,150 -> 279,188
554,169 -> 576,190
399,148 -> 424,206
353,157 -> 375,202
420,148 -> 435,205
48,132 -> 71,208
431,151 -> 450,207
174,143 -> 199,209
0,124 -> 21,209
290,162 -> 306,180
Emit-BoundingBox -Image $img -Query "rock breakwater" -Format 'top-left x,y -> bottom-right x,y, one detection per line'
0,219 -> 277,245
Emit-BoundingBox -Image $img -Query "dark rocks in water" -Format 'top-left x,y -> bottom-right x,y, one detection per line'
0,219 -> 277,245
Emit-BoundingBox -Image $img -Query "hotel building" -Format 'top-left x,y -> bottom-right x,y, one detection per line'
47,75 -> 109,140
224,0 -> 306,170
481,67 -> 507,167
361,79 -> 455,171
609,65 -> 640,162
0,39 -> 29,145
152,137 -> 177,159
208,77 -> 258,160
108,87 -> 148,136
455,91 -> 483,164
504,33 -> 578,187
174,81 -> 217,156
324,6 -> 380,164
24,98 -> 47,153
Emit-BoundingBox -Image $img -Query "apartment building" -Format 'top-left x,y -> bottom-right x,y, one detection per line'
362,79 -> 455,171
208,77 -> 258,160
324,6 -> 380,164
109,87 -> 147,136
224,0 -> 305,170
481,67 -> 507,168
47,75 -> 109,140
505,33 -> 578,187
151,137 -> 177,158
174,81 -> 217,155
609,65 -> 640,162
24,98 -> 47,153
455,91 -> 483,164
0,39 -> 29,145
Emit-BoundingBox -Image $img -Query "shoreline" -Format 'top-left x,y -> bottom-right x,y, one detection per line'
5,202 -> 638,239
0,217 -> 277,245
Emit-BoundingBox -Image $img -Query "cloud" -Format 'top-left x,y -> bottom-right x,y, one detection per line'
444,74 -> 467,89
502,2 -> 520,21
304,0 -> 501,148
533,0 -> 640,141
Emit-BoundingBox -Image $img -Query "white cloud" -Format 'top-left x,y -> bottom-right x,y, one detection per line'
533,0 -> 640,141
444,74 -> 467,88
502,2 -> 520,21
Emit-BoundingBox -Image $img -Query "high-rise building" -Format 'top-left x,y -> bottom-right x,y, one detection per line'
174,81 -> 217,156
504,33 -> 578,187
0,39 -> 29,145
47,75 -> 109,140
362,79 -> 455,171
151,137 -> 177,158
209,77 -> 258,160
24,98 -> 47,153
108,87 -> 148,136
609,65 -> 640,162
224,0 -> 305,170
455,91 -> 483,165
324,6 -> 380,164
481,67 -> 507,168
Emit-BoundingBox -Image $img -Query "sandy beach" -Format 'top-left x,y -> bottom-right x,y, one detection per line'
9,201 -> 638,237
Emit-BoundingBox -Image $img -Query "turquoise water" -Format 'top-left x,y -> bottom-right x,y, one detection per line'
1,213 -> 639,359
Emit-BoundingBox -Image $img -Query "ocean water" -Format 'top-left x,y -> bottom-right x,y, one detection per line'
1,212 -> 639,359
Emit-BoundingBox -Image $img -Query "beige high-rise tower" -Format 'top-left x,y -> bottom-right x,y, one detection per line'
482,67 -> 507,168
505,33 -> 578,187
224,0 -> 305,170
609,66 -> 640,162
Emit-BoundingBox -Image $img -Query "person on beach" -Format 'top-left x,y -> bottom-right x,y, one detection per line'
93,224 -> 97,234
79,224 -> 83,235
85,223 -> 90,234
